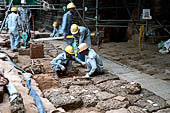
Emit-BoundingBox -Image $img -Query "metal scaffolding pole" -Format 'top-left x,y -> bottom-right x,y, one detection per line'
138,0 -> 141,20
96,0 -> 100,48
156,19 -> 170,35
123,0 -> 132,19
83,0 -> 85,20
0,0 -> 14,33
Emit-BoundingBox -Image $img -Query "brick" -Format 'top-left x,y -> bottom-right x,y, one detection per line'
30,44 -> 44,59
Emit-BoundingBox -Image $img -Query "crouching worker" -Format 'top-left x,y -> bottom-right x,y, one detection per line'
51,45 -> 85,80
50,21 -> 61,37
78,43 -> 104,78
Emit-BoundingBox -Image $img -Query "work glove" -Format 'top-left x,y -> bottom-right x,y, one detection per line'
61,67 -> 66,71
75,50 -> 78,57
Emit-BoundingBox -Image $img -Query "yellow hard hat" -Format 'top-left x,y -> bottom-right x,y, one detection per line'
65,45 -> 74,55
11,7 -> 18,12
70,24 -> 79,35
53,21 -> 59,27
67,2 -> 76,9
78,43 -> 88,53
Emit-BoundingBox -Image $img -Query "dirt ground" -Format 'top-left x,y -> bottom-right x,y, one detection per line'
96,34 -> 170,83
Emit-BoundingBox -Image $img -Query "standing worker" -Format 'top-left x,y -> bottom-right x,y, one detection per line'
50,21 -> 61,37
78,43 -> 103,78
51,45 -> 85,80
60,2 -> 76,45
70,24 -> 92,61
5,7 -> 21,52
18,0 -> 32,48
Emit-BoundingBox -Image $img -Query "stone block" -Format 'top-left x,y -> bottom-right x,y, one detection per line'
18,48 -> 30,55
96,98 -> 130,111
30,44 -> 44,59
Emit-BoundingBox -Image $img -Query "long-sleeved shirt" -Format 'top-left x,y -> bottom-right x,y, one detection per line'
86,49 -> 103,76
50,26 -> 61,37
60,11 -> 72,36
73,26 -> 92,49
51,52 -> 84,70
5,12 -> 21,33
18,7 -> 32,22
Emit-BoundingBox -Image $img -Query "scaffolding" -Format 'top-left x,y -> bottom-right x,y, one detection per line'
80,0 -> 141,47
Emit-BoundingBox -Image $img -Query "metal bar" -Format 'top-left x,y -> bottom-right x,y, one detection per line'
123,0 -> 132,19
98,6 -> 137,9
148,36 -> 170,38
83,0 -> 85,20
99,19 -> 138,22
0,0 -> 14,33
156,19 -> 170,35
96,0 -> 99,48
96,25 -> 128,27
138,0 -> 141,20
85,17 -> 96,21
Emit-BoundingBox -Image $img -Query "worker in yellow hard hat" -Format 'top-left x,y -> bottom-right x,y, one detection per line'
50,45 -> 85,80
50,21 -> 61,37
71,24 -> 92,61
78,43 -> 103,78
60,2 -> 76,45
5,7 -> 21,52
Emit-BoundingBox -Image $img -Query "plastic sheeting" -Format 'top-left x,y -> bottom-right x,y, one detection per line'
27,80 -> 46,113
0,50 -> 46,113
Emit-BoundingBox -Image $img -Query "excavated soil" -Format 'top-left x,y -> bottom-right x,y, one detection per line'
33,73 -> 59,91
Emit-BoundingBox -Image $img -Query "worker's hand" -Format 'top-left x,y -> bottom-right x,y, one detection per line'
6,29 -> 8,33
64,35 -> 67,39
81,62 -> 86,67
61,67 -> 66,71
84,73 -> 90,78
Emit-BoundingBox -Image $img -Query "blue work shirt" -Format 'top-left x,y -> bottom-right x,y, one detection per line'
60,11 -> 72,36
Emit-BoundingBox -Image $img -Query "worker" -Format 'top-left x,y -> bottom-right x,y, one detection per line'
71,24 -> 92,61
71,24 -> 92,48
60,2 -> 76,45
50,21 -> 61,37
78,43 -> 103,78
18,0 -> 32,47
51,45 -> 85,79
5,7 -> 21,52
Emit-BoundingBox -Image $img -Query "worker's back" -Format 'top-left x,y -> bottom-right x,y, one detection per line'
88,49 -> 103,72
6,12 -> 20,32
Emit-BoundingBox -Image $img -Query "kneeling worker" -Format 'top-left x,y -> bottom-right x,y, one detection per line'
78,43 -> 103,78
50,21 -> 61,37
51,45 -> 85,79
